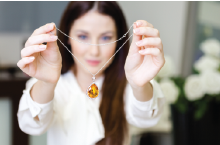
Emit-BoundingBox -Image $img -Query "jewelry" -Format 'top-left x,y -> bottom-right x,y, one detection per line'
54,23 -> 134,99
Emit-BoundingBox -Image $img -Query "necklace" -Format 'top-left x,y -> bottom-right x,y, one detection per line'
54,23 -> 134,99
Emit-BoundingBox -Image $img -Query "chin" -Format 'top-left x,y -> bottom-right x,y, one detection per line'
87,66 -> 101,73
87,63 -> 106,74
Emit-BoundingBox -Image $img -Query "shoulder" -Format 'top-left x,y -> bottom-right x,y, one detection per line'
57,70 -> 74,85
55,70 -> 79,95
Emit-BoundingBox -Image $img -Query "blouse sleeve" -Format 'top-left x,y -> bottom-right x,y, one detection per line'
17,77 -> 54,135
124,79 -> 166,128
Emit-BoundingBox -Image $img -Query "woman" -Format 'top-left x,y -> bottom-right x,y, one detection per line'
17,1 -> 165,145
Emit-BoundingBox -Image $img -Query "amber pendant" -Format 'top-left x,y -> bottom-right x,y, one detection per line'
86,76 -> 99,99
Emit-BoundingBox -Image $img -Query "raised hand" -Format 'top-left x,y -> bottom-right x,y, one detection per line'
125,20 -> 165,88
17,23 -> 62,84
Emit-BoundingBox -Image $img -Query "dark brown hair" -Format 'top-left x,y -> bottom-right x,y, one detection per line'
58,2 -> 130,144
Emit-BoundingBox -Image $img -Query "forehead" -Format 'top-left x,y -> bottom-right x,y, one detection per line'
71,11 -> 116,33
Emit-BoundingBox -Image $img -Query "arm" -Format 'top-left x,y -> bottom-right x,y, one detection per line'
30,79 -> 57,121
17,78 -> 55,135
130,81 -> 153,102
16,23 -> 62,135
125,79 -> 165,128
31,80 -> 56,104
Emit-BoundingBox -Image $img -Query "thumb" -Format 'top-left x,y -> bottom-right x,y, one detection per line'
128,22 -> 143,55
47,22 -> 58,50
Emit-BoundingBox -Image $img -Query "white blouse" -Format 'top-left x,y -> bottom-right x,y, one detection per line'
17,70 -> 165,145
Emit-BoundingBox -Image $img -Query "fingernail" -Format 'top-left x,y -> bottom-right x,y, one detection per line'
133,28 -> 140,34
47,24 -> 53,30
50,24 -> 54,29
39,45 -> 46,50
29,57 -> 35,61
133,22 -> 137,28
50,35 -> 57,40
136,40 -> 142,46
136,21 -> 142,27
139,50 -> 144,53
51,22 -> 56,27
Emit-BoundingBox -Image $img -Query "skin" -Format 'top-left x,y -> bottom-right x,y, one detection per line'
17,11 -> 165,120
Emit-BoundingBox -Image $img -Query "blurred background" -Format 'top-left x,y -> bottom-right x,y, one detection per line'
0,1 -> 220,145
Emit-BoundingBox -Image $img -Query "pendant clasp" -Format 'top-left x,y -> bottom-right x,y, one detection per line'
92,76 -> 96,82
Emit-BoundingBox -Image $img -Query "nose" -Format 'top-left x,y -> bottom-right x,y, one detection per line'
89,39 -> 100,56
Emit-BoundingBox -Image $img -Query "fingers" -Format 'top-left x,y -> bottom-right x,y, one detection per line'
138,47 -> 161,56
134,20 -> 154,28
129,20 -> 155,55
31,23 -> 56,37
17,56 -> 35,70
133,27 -> 160,37
25,34 -> 58,47
136,37 -> 163,50
138,47 -> 165,67
21,45 -> 47,58
32,23 -> 59,50
133,20 -> 163,52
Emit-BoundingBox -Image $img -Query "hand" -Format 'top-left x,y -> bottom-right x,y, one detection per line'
124,20 -> 165,88
17,23 -> 62,84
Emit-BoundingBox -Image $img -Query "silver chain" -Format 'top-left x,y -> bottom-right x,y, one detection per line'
55,23 -> 134,77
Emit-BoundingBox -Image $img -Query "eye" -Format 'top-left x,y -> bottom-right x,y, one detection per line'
78,35 -> 87,40
102,36 -> 112,41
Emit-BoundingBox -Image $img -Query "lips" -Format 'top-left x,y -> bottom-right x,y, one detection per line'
86,59 -> 100,66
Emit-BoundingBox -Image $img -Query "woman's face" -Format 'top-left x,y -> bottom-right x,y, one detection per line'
69,11 -> 117,75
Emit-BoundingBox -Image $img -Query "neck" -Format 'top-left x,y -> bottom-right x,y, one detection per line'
71,64 -> 103,92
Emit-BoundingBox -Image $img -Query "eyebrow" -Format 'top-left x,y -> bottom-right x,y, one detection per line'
76,30 -> 114,35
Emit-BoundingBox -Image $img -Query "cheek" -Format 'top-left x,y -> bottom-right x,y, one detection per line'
70,40 -> 88,58
101,45 -> 116,60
